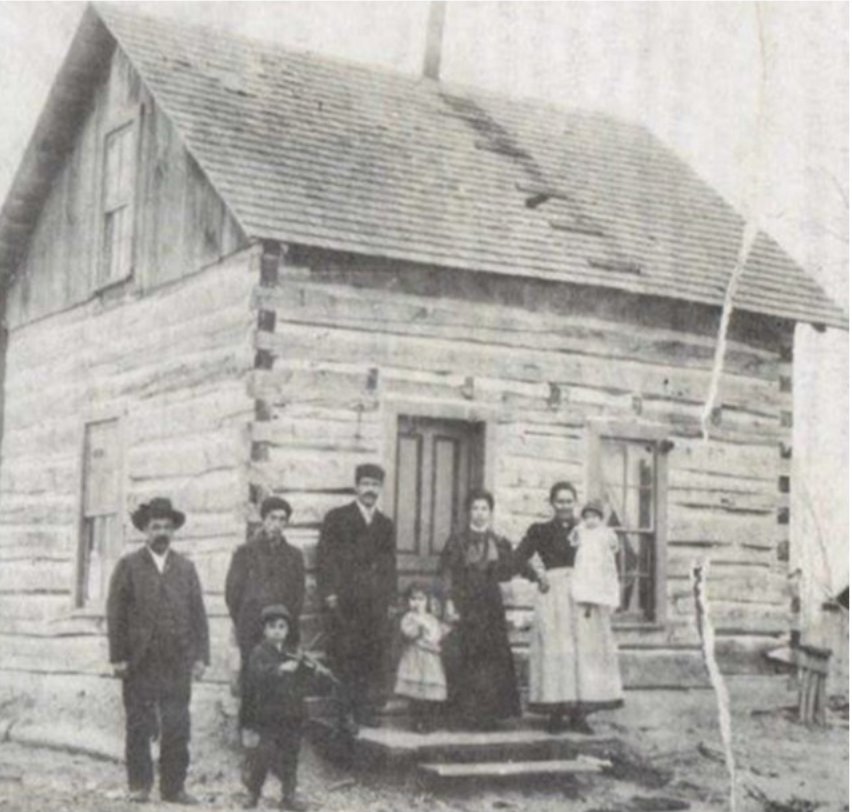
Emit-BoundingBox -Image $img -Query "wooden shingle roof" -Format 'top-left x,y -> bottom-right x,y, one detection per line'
1,4 -> 846,329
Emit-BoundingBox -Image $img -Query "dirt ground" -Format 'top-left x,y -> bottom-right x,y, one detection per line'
0,677 -> 846,812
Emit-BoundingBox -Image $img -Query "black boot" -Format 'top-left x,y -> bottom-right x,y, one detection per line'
569,713 -> 594,735
545,712 -> 569,733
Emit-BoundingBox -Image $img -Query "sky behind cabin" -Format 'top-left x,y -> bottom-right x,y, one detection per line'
0,2 -> 847,593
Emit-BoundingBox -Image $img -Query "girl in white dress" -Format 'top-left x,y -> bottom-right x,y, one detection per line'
395,583 -> 447,732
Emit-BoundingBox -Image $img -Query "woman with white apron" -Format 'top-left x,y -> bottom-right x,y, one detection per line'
514,482 -> 623,733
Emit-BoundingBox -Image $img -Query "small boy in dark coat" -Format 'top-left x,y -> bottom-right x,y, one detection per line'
243,605 -> 334,811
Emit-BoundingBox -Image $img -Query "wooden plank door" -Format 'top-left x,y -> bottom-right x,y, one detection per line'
393,416 -> 485,580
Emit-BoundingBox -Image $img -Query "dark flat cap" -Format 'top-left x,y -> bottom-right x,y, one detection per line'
355,463 -> 385,483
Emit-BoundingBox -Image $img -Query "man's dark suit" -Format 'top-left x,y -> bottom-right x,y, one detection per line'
225,529 -> 305,729
316,501 -> 397,723
107,547 -> 209,798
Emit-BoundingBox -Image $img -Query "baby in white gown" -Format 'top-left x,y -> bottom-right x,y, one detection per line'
570,499 -> 621,612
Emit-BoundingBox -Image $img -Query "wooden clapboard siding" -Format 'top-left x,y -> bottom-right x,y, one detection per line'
6,45 -> 246,331
0,249 -> 256,674
249,256 -> 794,678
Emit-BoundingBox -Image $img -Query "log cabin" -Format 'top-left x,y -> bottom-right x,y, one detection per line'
0,4 -> 846,741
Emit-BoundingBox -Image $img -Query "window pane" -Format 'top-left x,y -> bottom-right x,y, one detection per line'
84,419 -> 121,516
615,531 -> 655,621
601,441 -> 626,495
104,124 -> 135,210
104,133 -> 121,209
102,211 -> 116,284
79,515 -> 115,607
601,438 -> 655,531
600,436 -> 660,622
626,442 -> 655,488
103,206 -> 132,284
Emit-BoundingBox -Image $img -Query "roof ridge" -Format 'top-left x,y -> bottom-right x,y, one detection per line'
92,2 -> 641,134
0,2 -> 842,329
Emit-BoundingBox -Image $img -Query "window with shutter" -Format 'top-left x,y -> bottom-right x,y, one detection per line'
99,122 -> 137,288
77,419 -> 123,608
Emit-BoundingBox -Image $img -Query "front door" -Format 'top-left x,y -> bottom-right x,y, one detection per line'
393,415 -> 485,582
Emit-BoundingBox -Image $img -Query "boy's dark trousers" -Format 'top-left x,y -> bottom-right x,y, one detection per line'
122,646 -> 192,798
243,720 -> 303,801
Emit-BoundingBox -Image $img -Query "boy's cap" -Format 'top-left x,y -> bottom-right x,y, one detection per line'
581,498 -> 606,519
261,604 -> 292,624
260,496 -> 292,520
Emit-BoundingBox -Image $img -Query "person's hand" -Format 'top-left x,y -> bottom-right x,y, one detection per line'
113,661 -> 129,679
538,575 -> 550,594
445,601 -> 459,624
241,728 -> 260,749
325,595 -> 339,611
279,660 -> 299,673
192,661 -> 206,681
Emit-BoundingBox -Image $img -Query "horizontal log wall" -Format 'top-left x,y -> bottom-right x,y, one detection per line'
250,253 -> 794,681
0,248 -> 257,681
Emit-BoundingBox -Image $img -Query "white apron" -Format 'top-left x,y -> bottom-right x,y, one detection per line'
528,567 -> 623,710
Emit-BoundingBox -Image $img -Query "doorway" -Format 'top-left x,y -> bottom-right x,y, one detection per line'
393,415 -> 485,577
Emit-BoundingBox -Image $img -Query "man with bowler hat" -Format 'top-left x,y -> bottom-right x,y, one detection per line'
317,464 -> 397,731
226,496 -> 306,735
107,497 -> 209,805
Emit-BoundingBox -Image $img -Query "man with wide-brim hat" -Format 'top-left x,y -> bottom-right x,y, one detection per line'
107,497 -> 209,805
316,463 -> 397,733
226,496 -> 305,738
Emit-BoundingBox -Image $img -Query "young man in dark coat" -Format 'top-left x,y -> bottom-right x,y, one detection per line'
107,498 -> 210,805
225,497 -> 305,734
316,463 -> 397,731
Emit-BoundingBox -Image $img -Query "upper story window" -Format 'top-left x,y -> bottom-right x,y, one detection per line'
587,421 -> 670,625
99,121 -> 137,288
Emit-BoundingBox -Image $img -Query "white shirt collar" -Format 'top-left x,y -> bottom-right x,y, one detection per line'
356,500 -> 377,525
147,546 -> 171,573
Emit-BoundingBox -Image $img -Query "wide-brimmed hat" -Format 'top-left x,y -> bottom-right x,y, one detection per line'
261,604 -> 292,625
131,497 -> 186,532
580,499 -> 606,519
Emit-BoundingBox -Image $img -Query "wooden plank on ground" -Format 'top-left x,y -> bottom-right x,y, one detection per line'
418,757 -> 606,779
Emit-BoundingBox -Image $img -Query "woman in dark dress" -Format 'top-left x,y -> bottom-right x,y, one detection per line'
439,489 -> 520,729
